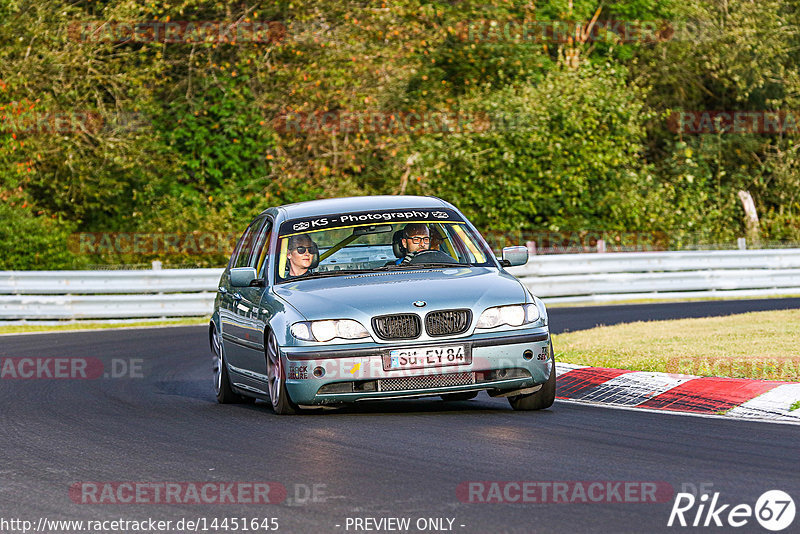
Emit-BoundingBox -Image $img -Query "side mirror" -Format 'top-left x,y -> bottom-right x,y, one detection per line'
230,267 -> 258,287
501,246 -> 528,267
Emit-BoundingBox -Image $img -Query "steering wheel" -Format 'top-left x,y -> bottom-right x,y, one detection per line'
408,249 -> 459,265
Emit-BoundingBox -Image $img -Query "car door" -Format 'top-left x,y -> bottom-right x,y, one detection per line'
221,217 -> 266,373
224,217 -> 274,383
218,220 -> 258,358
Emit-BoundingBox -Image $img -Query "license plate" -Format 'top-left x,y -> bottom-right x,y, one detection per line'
384,345 -> 469,371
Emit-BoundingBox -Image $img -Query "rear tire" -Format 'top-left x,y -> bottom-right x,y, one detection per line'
508,344 -> 556,411
441,392 -> 479,401
212,324 -> 252,404
266,330 -> 298,415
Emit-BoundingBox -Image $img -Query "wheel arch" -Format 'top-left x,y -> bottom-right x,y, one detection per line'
266,315 -> 292,347
209,311 -> 221,350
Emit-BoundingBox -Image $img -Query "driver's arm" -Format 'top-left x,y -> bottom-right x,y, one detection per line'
399,251 -> 419,265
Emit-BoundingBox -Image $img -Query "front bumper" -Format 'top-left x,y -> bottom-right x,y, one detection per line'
281,329 -> 552,405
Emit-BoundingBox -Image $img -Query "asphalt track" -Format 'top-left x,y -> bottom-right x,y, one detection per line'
2,298 -> 800,534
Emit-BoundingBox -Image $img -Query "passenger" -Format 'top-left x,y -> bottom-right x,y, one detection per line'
429,226 -> 445,251
286,234 -> 317,277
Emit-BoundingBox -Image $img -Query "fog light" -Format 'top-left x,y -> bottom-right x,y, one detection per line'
354,381 -> 377,392
313,366 -> 325,378
523,349 -> 534,360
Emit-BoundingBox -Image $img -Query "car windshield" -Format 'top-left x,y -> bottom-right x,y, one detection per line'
275,208 -> 495,282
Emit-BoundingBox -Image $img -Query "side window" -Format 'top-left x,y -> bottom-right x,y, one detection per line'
251,219 -> 273,277
230,218 -> 265,269
229,225 -> 253,269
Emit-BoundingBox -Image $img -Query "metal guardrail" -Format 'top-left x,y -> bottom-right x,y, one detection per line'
509,249 -> 800,276
0,268 -> 223,294
0,269 -> 223,320
508,249 -> 800,303
1,249 -> 800,319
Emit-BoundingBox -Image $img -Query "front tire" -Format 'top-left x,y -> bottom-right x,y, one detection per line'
508,343 -> 556,411
266,330 -> 298,415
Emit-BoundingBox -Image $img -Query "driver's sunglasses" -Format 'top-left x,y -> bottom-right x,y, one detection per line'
406,236 -> 430,245
293,245 -> 317,254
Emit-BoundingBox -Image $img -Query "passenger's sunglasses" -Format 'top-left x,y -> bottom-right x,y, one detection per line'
293,245 -> 317,254
405,236 -> 430,245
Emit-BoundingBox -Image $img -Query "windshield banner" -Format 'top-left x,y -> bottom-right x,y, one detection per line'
279,208 -> 462,236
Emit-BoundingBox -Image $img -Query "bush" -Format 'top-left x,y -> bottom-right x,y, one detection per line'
0,201 -> 86,270
411,64 -> 654,233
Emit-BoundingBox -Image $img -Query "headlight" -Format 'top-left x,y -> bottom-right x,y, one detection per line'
290,320 -> 371,342
311,320 -> 338,342
533,296 -> 548,326
476,304 -> 540,329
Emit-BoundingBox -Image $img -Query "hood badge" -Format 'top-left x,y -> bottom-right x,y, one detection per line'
413,301 -> 427,307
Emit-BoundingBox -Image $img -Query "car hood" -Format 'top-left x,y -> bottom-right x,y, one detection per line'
271,267 -> 527,321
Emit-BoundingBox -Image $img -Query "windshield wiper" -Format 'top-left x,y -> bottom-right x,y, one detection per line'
278,264 -> 469,283
385,262 -> 468,269
304,269 -> 373,279
276,269 -> 366,283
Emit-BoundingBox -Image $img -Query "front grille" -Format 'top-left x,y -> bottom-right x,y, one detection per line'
372,314 -> 421,340
378,372 -> 474,392
316,369 -> 531,397
425,309 -> 471,337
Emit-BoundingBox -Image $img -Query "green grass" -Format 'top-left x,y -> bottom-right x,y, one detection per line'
0,317 -> 208,335
553,309 -> 800,381
546,293 -> 800,308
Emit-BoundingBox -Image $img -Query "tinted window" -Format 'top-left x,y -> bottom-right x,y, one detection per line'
230,218 -> 265,269
251,219 -> 274,277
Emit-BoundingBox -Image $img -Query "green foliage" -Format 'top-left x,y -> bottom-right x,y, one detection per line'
155,77 -> 274,200
410,65 -> 653,232
636,0 -> 800,244
0,201 -> 86,269
1,0 -> 800,269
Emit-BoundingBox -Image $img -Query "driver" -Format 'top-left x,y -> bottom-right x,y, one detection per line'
286,234 -> 317,277
395,223 -> 430,265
